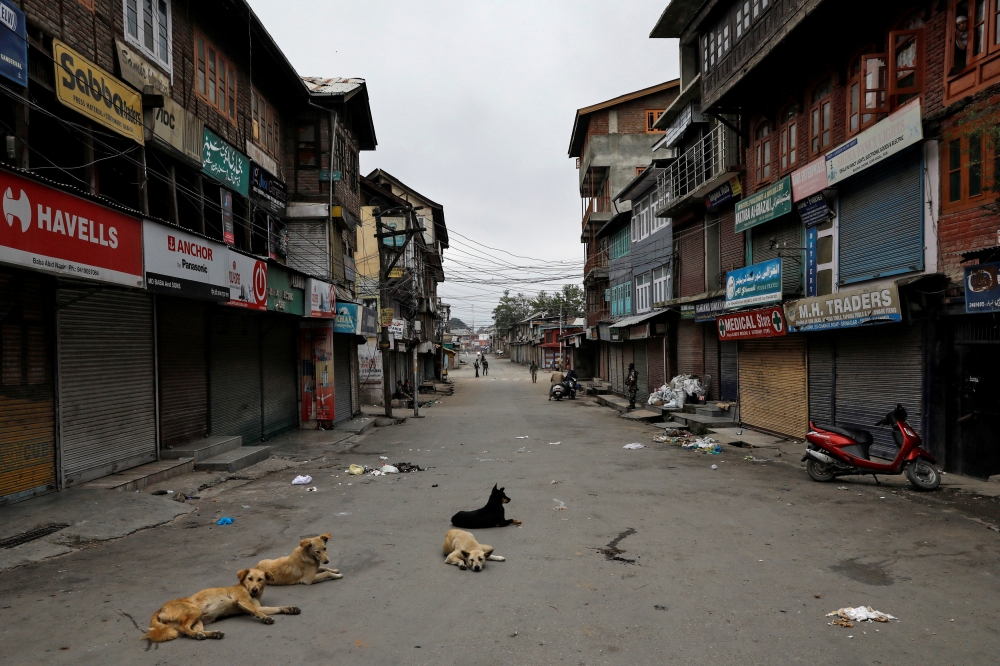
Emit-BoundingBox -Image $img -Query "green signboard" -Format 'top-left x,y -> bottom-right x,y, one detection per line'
202,127 -> 249,196
266,265 -> 304,315
734,175 -> 792,233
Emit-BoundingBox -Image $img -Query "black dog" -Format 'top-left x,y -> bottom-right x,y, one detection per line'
451,484 -> 520,528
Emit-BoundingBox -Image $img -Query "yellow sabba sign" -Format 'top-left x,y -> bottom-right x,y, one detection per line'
53,40 -> 144,145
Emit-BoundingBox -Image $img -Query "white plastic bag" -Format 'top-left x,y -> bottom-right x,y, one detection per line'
291,475 -> 312,485
380,465 -> 399,474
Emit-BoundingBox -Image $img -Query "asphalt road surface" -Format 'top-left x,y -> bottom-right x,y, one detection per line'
2,354 -> 1000,664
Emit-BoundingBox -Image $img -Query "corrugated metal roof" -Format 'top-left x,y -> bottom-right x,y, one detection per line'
301,77 -> 365,95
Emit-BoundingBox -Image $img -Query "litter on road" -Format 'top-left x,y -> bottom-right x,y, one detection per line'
216,517 -> 233,525
553,499 -> 567,511
348,464 -> 365,475
623,443 -> 646,449
380,465 -> 399,474
826,606 -> 897,625
516,436 -> 529,439
548,441 -> 561,445
291,475 -> 313,485
306,487 -> 318,492
682,437 -> 722,454
379,456 -> 388,460
711,464 -> 718,470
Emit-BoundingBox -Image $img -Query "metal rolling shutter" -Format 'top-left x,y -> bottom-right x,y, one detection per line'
209,308 -> 262,445
157,298 -> 208,449
838,147 -> 923,284
285,220 -> 330,279
647,336 -> 664,391
0,271 -> 56,503
57,288 -> 156,486
633,341 -> 648,404
720,341 -> 738,401
703,323 -> 720,400
677,221 -> 705,297
610,344 -> 622,394
261,316 -> 298,440
750,215 -> 803,295
835,325 -> 923,459
807,333 -> 835,425
333,336 -> 352,423
677,320 -> 704,376
737,336 -> 808,438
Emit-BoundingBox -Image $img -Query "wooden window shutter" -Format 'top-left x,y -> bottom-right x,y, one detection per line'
861,53 -> 888,114
888,29 -> 925,98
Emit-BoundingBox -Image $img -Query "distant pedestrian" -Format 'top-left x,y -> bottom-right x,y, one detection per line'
626,363 -> 639,410
529,361 -> 538,383
482,358 -> 489,376
474,359 -> 480,377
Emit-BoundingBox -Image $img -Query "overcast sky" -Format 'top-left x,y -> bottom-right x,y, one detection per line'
249,0 -> 679,325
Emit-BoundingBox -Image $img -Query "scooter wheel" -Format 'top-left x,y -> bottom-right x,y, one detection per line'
807,458 -> 836,482
906,460 -> 941,491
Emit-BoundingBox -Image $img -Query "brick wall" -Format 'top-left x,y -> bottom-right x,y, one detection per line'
939,206 -> 1000,283
718,207 -> 743,274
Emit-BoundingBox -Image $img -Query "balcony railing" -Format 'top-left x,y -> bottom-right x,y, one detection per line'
581,194 -> 612,229
584,250 -> 609,276
655,123 -> 740,214
587,309 -> 609,327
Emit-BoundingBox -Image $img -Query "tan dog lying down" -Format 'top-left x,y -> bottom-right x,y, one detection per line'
144,568 -> 299,642
442,529 -> 505,571
257,534 -> 343,585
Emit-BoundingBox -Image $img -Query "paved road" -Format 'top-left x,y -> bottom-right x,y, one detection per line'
2,355 -> 1000,664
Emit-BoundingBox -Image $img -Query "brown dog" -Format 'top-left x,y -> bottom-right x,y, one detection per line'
442,529 -> 505,572
256,534 -> 343,585
143,568 -> 299,642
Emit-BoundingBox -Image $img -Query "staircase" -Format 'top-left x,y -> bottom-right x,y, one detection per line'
161,436 -> 272,473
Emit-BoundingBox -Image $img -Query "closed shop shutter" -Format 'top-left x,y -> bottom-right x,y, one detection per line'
210,308 -> 262,446
633,341 -> 648,404
58,287 -> 156,486
835,325 -> 922,459
647,336 -> 664,391
750,215 -> 803,295
807,332 -> 835,425
333,335 -> 352,423
157,298 -> 208,449
719,208 -> 744,275
677,221 -> 705,297
261,316 -> 298,440
677,320 -> 704,376
610,343 -> 622,393
737,336 -> 808,437
838,147 -> 922,284
285,220 -> 330,279
703,323 -> 720,400
0,271 -> 56,503
720,340 -> 738,401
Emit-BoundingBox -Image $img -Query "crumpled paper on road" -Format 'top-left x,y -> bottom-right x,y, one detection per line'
825,606 -> 897,623
623,443 -> 646,450
681,437 -> 722,454
291,475 -> 313,485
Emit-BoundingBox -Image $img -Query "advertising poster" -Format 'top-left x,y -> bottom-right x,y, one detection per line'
307,278 -> 336,318
359,306 -> 378,335
142,219 -> 228,300
785,283 -> 902,331
725,258 -> 783,309
221,188 -> 234,245
964,262 -> 1000,313
334,301 -> 360,334
226,249 -> 267,310
313,324 -> 334,420
300,327 -> 316,422
790,156 -> 828,201
0,169 -> 143,287
359,338 -> 383,383
717,306 -> 787,340
734,175 -> 792,233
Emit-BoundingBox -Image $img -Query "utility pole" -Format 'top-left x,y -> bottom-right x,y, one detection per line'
377,218 -> 394,419
559,302 -> 564,371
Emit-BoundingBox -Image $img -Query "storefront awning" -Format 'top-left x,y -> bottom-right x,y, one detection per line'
610,309 -> 668,329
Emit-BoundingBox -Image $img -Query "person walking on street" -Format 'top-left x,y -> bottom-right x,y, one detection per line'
529,360 -> 538,383
482,357 -> 489,376
474,359 -> 480,377
549,368 -> 565,401
626,363 -> 639,410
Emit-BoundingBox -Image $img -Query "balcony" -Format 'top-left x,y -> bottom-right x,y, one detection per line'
584,250 -> 609,282
654,123 -> 741,218
587,309 -> 609,328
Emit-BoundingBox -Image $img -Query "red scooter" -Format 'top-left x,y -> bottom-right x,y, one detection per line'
803,404 -> 940,490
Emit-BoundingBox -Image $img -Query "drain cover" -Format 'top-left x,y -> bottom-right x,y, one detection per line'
0,523 -> 70,549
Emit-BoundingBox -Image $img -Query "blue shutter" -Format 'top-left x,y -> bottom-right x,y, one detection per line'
838,147 -> 923,284
625,281 -> 632,314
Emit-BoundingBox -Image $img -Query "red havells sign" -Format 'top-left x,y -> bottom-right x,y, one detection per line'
0,169 -> 143,286
717,305 -> 787,340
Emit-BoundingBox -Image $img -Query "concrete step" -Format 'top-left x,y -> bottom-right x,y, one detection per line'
195,446 -> 272,473
695,406 -> 724,417
335,417 -> 375,435
82,457 -> 195,492
671,411 -> 737,436
653,420 -> 689,430
160,436 -> 242,462
620,409 -> 662,423
596,395 -> 630,412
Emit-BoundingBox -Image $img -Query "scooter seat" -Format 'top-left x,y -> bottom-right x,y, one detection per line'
813,423 -> 873,446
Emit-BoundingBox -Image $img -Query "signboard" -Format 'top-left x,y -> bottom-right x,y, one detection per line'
388,318 -> 405,340
704,176 -> 742,210
147,97 -> 188,157
694,298 -> 727,322
306,278 -> 336,318
250,163 -> 287,214
226,249 -> 267,310
680,304 -> 696,320
791,156 -> 828,201
333,301 -> 360,334
380,307 -> 395,327
265,265 -> 304,315
725,258 -> 782,309
245,141 -> 280,181
300,322 -> 334,421
629,323 -> 649,339
202,128 -> 249,196
785,283 -> 902,331
735,175 -> 792,233
805,226 -> 818,297
0,1 -> 27,87
796,192 -> 833,227
826,99 -> 922,186
53,40 -> 144,144
388,267 -> 403,279
382,216 -> 406,247
114,38 -> 169,95
221,188 -> 234,245
964,262 -> 1000,313
609,327 -> 623,342
717,306 -> 786,340
359,306 -> 378,335
267,217 -> 287,260
359,338 -> 383,382
0,168 -> 143,287
142,219 -> 228,300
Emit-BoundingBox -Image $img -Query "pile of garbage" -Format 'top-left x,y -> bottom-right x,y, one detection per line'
825,606 -> 897,628
647,375 -> 706,408
346,462 -> 425,477
652,430 -> 722,454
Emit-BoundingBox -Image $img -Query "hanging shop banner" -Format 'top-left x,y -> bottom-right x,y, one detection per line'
734,175 -> 792,233
226,249 -> 267,310
266,265 -> 304,315
333,301 -> 360,334
221,189 -> 235,245
791,156 -> 828,201
0,1 -> 27,87
725,258 -> 783,309
306,278 -> 336,318
114,38 -> 169,95
142,219 -> 228,300
964,262 -> 1000,313
785,283 -> 902,331
250,163 -> 287,215
717,305 -> 787,340
359,306 -> 378,335
704,176 -> 743,210
53,40 -> 144,144
202,128 -> 249,196
0,169 -> 143,287
694,298 -> 727,322
826,99 -> 922,186
796,192 -> 833,227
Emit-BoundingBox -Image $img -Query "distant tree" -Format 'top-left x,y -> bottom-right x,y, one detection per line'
448,317 -> 469,331
532,284 -> 584,320
491,290 -> 532,335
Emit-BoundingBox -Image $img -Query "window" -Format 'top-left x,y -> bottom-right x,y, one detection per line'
779,103 -> 799,171
754,121 -> 771,184
809,79 -> 832,155
736,1 -> 750,39
635,273 -> 651,313
610,227 -> 630,260
297,123 -> 317,168
847,56 -> 875,135
252,90 -> 280,158
861,54 -> 888,114
195,32 -> 237,121
945,1 -> 1000,101
889,29 -> 925,105
124,0 -> 172,71
944,132 -> 992,209
646,110 -> 664,133
703,35 -> 710,73
652,267 -> 670,304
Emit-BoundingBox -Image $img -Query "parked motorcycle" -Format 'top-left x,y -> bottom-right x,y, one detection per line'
561,378 -> 577,400
549,382 -> 565,401
803,404 -> 940,490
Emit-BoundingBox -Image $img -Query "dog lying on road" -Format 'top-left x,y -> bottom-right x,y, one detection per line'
144,568 -> 299,642
257,533 -> 343,585
451,484 -> 522,528
443,529 -> 505,571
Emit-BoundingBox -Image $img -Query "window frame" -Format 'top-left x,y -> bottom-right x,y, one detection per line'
778,103 -> 800,172
753,120 -> 772,185
809,79 -> 833,157
846,53 -> 878,136
861,53 -> 889,115
194,31 -> 237,123
888,28 -> 925,102
646,110 -> 665,133
942,130 -> 994,211
124,0 -> 173,74
635,273 -> 651,313
251,89 -> 281,159
297,122 -> 319,170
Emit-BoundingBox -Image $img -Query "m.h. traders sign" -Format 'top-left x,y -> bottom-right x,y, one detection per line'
735,175 -> 792,233
725,258 -> 782,309
717,306 -> 786,340
785,283 -> 902,331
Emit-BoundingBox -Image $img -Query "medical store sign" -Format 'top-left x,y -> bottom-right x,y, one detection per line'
0,0 -> 27,87
0,169 -> 143,287
717,306 -> 786,340
143,220 -> 228,301
53,40 -> 144,144
725,258 -> 782,309
734,175 -> 792,233
965,262 -> 1000,313
307,278 -> 336,318
203,128 -> 249,196
785,283 -> 902,331
226,249 -> 267,310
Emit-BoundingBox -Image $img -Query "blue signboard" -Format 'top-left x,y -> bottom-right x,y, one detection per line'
0,1 -> 27,87
333,301 -> 360,334
725,258 -> 783,310
805,226 -> 818,297
965,262 -> 1000,313
796,192 -> 833,227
